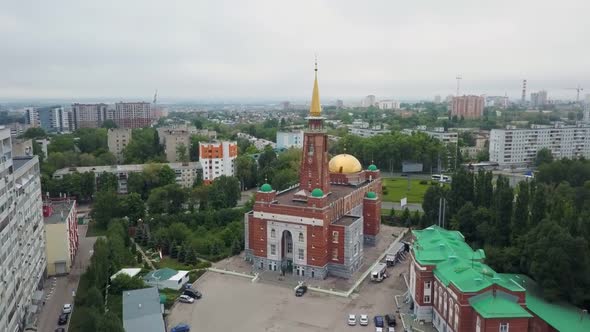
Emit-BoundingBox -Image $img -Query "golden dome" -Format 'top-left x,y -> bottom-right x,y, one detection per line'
329,154 -> 362,174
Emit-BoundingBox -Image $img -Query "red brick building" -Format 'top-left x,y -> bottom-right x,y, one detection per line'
244,65 -> 382,279
451,95 -> 485,119
409,225 -> 590,332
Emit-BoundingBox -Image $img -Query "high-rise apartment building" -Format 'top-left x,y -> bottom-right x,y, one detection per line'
451,95 -> 484,119
530,90 -> 548,108
163,130 -> 191,163
107,128 -> 133,163
72,103 -> 109,129
489,124 -> 590,165
276,130 -> 303,149
0,127 -> 45,332
199,141 -> 237,183
361,95 -> 376,107
113,102 -> 152,128
25,106 -> 72,133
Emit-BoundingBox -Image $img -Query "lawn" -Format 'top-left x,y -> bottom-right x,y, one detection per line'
381,178 -> 435,203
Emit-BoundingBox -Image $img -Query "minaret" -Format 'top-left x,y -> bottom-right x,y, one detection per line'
298,60 -> 330,196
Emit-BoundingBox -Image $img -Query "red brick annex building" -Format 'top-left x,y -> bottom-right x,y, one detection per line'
244,65 -> 382,279
409,225 -> 590,332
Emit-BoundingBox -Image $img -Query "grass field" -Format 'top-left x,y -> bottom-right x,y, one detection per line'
381,178 -> 435,203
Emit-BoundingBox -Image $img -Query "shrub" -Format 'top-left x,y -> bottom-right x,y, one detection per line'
419,180 -> 428,185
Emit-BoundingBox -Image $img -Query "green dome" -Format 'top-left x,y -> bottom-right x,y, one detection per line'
311,188 -> 324,197
366,191 -> 377,199
368,164 -> 378,171
260,183 -> 273,192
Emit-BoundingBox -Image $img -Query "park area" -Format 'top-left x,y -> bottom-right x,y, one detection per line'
381,177 -> 436,203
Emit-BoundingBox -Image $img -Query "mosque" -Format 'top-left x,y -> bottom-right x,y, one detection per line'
244,63 -> 382,279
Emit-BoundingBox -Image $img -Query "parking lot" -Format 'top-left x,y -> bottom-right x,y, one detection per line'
166,257 -> 409,332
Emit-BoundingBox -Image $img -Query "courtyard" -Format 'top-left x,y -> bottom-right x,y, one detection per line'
166,252 -> 411,332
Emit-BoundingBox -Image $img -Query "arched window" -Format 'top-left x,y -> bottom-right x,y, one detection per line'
433,287 -> 438,307
299,232 -> 304,242
270,229 -> 276,238
454,304 -> 460,330
438,287 -> 443,311
448,298 -> 453,324
443,292 -> 447,318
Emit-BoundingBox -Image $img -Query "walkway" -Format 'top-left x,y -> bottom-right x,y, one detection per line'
132,239 -> 156,270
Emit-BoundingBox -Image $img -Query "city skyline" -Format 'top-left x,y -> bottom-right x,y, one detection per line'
1,0 -> 589,101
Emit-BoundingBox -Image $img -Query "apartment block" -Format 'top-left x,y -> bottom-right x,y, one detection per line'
157,127 -> 192,162
0,126 -> 46,332
108,128 -> 132,163
276,130 -> 303,149
489,124 -> 590,165
43,198 -> 79,276
402,126 -> 458,145
199,141 -> 237,183
72,103 -> 109,129
451,95 -> 485,119
113,102 -> 152,128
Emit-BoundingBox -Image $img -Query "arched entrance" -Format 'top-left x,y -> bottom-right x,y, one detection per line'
280,230 -> 293,274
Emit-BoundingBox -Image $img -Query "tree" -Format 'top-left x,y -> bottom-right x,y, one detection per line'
450,202 -> 477,241
257,146 -> 277,171
535,148 -> 554,166
121,193 -> 145,224
209,176 -> 240,209
530,183 -> 547,225
96,172 -> 118,192
48,135 -> 76,153
236,155 -> 257,190
158,165 -> 176,186
76,128 -> 108,154
492,176 -> 513,246
80,172 -> 96,201
101,119 -> 117,129
91,191 -> 120,229
109,274 -> 146,294
400,208 -> 411,227
176,143 -> 189,162
96,312 -> 124,332
123,128 -> 165,163
85,286 -> 104,309
511,181 -> 531,243
170,241 -> 179,258
22,127 -> 46,139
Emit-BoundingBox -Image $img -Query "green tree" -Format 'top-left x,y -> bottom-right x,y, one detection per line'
158,165 -> 176,186
511,181 -> 531,243
109,274 -> 146,295
80,172 -> 96,201
530,183 -> 547,225
176,143 -> 189,162
85,286 -> 104,310
96,312 -> 124,332
96,172 -> 118,192
535,147 -> 554,166
121,193 -> 145,224
48,135 -> 76,153
92,191 -> 120,229
22,127 -> 46,139
209,176 -> 240,209
450,202 -> 477,241
101,119 -> 117,129
235,155 -> 257,190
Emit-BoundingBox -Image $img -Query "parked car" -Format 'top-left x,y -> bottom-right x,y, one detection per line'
57,314 -> 68,326
387,327 -> 395,332
360,314 -> 369,326
171,323 -> 190,332
348,314 -> 357,326
54,329 -> 65,332
385,314 -> 396,327
295,285 -> 307,297
62,303 -> 72,314
183,289 -> 202,299
375,328 -> 383,332
374,315 -> 384,328
179,295 -> 194,303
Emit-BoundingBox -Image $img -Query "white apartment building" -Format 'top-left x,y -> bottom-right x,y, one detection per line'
402,126 -> 458,145
53,162 -> 202,193
377,100 -> 400,110
0,127 -> 46,332
489,124 -> 590,165
276,131 -> 303,149
107,128 -> 132,163
199,141 -> 237,183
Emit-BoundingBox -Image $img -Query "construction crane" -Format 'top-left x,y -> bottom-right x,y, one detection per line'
565,85 -> 584,102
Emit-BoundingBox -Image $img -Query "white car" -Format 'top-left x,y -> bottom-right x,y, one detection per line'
348,314 -> 357,326
387,327 -> 395,332
375,328 -> 383,332
178,295 -> 194,303
360,314 -> 369,326
62,304 -> 72,314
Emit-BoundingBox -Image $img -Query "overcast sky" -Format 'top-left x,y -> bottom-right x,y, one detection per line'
1,0 -> 589,103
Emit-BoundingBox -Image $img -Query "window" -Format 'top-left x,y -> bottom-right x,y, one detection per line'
299,232 -> 304,242
270,244 -> 276,255
443,293 -> 447,317
332,248 -> 338,260
424,295 -> 431,303
425,281 -> 431,289
298,248 -> 304,260
332,231 -> 339,243
271,229 -> 276,238
454,304 -> 459,330
499,323 -> 509,332
354,243 -> 358,256
438,287 -> 442,310
448,298 -> 454,324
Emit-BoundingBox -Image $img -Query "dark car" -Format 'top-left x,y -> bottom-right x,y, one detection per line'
171,323 -> 191,332
374,315 -> 384,328
295,285 -> 308,297
183,289 -> 202,299
55,328 -> 65,332
57,314 -> 68,325
385,314 -> 396,327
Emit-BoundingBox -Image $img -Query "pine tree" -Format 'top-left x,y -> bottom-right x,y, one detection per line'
134,226 -> 143,244
177,245 -> 186,262
169,241 -> 178,258
185,246 -> 196,265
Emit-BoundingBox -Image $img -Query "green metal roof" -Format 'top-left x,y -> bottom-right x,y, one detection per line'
260,183 -> 272,192
368,164 -> 378,171
311,188 -> 324,197
412,225 -> 483,265
366,191 -> 377,199
469,290 -> 532,319
143,268 -> 177,282
502,274 -> 590,332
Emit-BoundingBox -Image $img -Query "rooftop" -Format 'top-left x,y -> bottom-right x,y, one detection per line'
53,162 -> 201,176
122,287 -> 165,332
469,290 -> 532,319
333,215 -> 360,226
44,200 -> 76,224
274,181 -> 369,207
412,225 -> 482,265
13,156 -> 35,172
143,268 -> 184,282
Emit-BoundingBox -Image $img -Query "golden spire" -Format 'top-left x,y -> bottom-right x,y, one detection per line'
310,57 -> 321,117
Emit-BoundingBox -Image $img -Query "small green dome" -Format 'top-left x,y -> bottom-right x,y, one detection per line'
368,164 -> 378,171
366,191 -> 377,199
260,183 -> 273,192
311,188 -> 324,197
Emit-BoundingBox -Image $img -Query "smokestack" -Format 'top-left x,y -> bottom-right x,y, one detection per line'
521,79 -> 527,104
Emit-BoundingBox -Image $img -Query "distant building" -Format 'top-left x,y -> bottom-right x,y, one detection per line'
276,130 -> 303,149
349,127 -> 389,138
280,101 -> 291,110
434,95 -> 442,103
157,127 -> 192,163
451,95 -> 485,119
114,102 -> 153,128
35,138 -> 49,158
530,90 -> 548,108
122,288 -> 165,332
24,106 -> 72,132
236,132 -> 275,150
336,99 -> 344,109
361,95 -> 376,107
53,162 -> 202,193
377,100 -> 400,110
7,122 -> 31,137
43,198 -> 79,275
143,268 -> 189,290
199,141 -> 237,183
489,124 -> 590,165
72,103 -> 109,129
402,126 -> 458,145
108,128 -> 132,163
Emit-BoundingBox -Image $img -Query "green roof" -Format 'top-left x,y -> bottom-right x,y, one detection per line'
366,191 -> 377,199
143,268 -> 177,282
412,225 -> 482,265
368,164 -> 378,171
260,183 -> 272,192
502,274 -> 590,332
311,188 -> 324,197
469,290 -> 532,319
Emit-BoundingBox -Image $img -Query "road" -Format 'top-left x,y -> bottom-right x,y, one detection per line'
382,201 -> 423,212
36,225 -> 98,332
